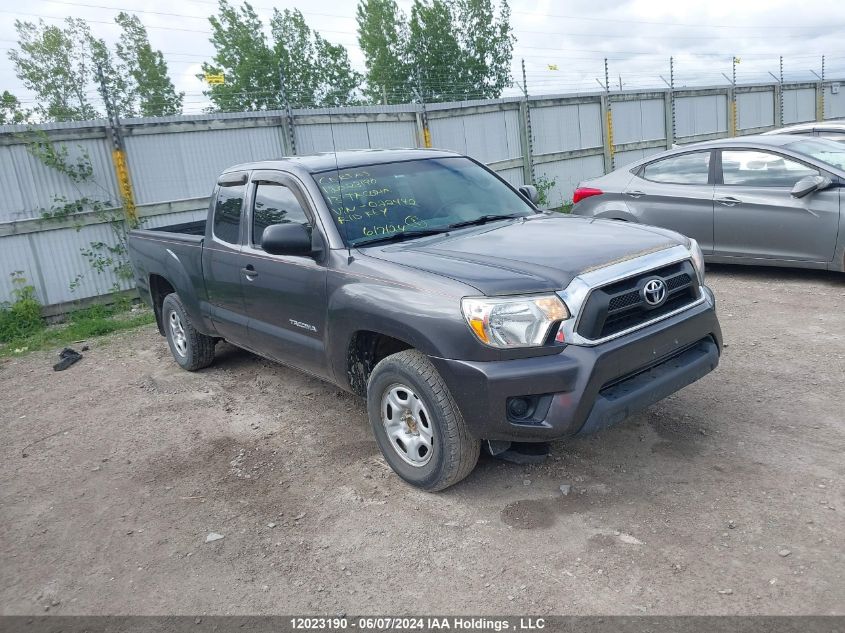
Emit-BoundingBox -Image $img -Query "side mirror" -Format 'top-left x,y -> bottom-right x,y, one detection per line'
791,174 -> 831,199
261,223 -> 313,256
518,185 -> 539,205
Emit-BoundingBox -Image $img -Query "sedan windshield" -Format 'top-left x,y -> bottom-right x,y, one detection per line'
785,138 -> 845,171
313,157 -> 536,246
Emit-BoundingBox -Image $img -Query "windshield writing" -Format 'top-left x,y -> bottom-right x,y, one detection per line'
314,157 -> 534,245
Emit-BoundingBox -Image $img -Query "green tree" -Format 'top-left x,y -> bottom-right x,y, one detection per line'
356,0 -> 514,104
356,0 -> 411,104
453,0 -> 514,99
89,36 -> 135,118
408,0 -> 464,102
202,0 -> 280,112
8,18 -> 100,122
115,12 -> 183,116
202,1 -> 361,111
7,17 -> 140,121
271,8 -> 361,107
0,91 -> 29,124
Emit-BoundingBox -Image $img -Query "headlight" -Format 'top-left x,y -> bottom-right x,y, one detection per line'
461,294 -> 569,348
688,238 -> 705,284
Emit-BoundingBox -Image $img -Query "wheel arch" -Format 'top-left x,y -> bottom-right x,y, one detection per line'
345,330 -> 414,397
149,274 -> 176,335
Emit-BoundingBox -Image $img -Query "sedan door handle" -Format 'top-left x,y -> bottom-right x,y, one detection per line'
716,196 -> 742,206
241,265 -> 258,279
624,190 -> 646,198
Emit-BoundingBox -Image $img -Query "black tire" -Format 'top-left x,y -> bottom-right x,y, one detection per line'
367,349 -> 480,491
161,293 -> 216,371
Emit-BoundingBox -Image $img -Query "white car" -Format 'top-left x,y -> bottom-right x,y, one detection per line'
763,121 -> 845,144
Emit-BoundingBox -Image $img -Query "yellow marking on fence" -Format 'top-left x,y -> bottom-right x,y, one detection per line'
729,100 -> 737,137
112,149 -> 138,227
605,108 -> 615,163
423,127 -> 432,148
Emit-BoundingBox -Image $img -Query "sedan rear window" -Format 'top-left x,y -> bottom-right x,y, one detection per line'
641,152 -> 710,184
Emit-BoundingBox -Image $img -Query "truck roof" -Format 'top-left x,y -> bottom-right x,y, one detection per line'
222,148 -> 461,175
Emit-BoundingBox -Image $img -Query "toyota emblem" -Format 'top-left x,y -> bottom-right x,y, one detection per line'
642,278 -> 667,307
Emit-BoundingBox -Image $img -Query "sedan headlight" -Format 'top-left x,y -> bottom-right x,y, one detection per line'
688,238 -> 705,284
461,294 -> 569,348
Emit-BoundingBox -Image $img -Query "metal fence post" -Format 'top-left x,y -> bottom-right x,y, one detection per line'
518,100 -> 534,185
815,81 -> 824,121
519,59 -> 535,185
778,56 -> 784,127
664,57 -> 675,149
279,65 -> 297,155
95,63 -> 138,228
664,90 -> 674,149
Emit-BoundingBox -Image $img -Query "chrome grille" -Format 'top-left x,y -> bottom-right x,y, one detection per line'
575,261 -> 700,341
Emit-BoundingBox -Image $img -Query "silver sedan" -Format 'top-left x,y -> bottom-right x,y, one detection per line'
571,135 -> 845,272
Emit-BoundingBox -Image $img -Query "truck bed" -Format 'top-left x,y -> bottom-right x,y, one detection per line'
145,220 -> 206,236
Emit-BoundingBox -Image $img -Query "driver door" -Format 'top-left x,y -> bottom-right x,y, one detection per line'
240,170 -> 330,379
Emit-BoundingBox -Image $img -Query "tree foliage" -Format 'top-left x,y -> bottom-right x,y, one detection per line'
202,1 -> 361,111
202,1 -> 279,112
358,0 -> 514,103
271,9 -> 362,107
356,0 -> 412,104
115,13 -> 184,117
0,91 -> 28,125
8,15 -> 181,122
8,18 -> 101,122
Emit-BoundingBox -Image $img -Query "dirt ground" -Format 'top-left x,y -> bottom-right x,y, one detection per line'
1,264 -> 843,616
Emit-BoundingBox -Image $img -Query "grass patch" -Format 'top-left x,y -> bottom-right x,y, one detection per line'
0,302 -> 155,358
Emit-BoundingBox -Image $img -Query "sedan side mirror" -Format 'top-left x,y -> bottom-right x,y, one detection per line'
518,185 -> 539,205
791,174 -> 831,199
261,223 -> 313,256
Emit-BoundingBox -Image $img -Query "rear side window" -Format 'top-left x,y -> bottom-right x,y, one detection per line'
252,182 -> 310,247
642,152 -> 711,184
721,150 -> 819,187
213,184 -> 245,244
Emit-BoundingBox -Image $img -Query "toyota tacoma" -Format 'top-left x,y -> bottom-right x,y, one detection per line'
127,149 -> 722,491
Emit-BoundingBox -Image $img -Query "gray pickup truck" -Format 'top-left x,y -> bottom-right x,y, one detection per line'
127,149 -> 722,491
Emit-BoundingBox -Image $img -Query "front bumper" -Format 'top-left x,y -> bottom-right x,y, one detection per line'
430,289 -> 722,442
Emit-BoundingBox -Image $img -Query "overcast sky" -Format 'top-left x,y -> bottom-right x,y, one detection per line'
2,0 -> 844,113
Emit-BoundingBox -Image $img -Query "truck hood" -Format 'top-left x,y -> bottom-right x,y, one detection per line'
360,214 -> 683,295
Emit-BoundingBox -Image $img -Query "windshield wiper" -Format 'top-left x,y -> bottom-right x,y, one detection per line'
357,228 -> 450,246
446,213 -> 527,230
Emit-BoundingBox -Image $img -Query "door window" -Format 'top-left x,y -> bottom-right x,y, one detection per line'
641,152 -> 711,184
252,182 -> 310,247
212,184 -> 245,244
721,150 -> 819,187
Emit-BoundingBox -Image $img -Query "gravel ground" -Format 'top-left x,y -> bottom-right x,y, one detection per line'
1,265 -> 843,616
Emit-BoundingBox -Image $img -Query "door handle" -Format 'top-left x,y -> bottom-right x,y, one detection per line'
624,190 -> 646,198
716,196 -> 742,206
241,265 -> 258,279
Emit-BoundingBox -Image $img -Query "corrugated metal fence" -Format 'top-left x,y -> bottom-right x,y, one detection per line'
1,80 -> 843,309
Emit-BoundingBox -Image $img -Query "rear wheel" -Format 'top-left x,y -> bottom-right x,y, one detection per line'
367,350 -> 479,491
162,293 -> 215,371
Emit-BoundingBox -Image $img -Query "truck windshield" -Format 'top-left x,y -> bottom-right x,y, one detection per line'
313,157 -> 537,246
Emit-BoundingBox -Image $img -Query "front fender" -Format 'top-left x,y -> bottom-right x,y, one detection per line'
325,280 -> 466,388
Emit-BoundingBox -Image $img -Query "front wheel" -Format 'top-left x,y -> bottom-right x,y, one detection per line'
162,293 -> 216,371
367,350 -> 480,491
